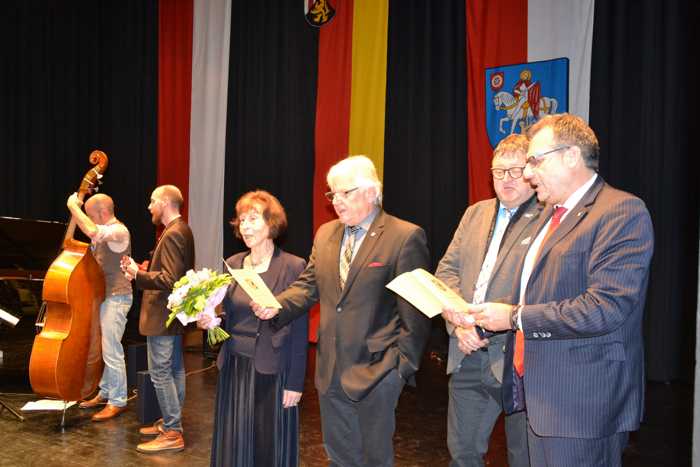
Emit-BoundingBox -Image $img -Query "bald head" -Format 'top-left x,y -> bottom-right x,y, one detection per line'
84,194 -> 115,224
85,194 -> 114,214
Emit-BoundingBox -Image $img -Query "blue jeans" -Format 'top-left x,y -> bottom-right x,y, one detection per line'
147,334 -> 186,432
98,294 -> 132,407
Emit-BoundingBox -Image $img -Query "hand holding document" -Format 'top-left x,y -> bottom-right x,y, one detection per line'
223,259 -> 282,309
386,268 -> 475,322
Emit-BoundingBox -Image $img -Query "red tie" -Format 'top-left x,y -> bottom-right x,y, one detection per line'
514,206 -> 568,377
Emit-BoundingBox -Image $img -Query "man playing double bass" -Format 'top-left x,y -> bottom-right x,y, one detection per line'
67,193 -> 133,421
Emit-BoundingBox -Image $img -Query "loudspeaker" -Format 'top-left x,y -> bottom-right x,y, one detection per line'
127,342 -> 148,388
136,370 -> 162,425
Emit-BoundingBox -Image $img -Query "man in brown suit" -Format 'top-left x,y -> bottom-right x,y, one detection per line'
122,184 -> 195,454
254,156 -> 431,467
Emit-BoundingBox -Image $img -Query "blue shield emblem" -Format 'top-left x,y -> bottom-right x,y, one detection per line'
485,58 -> 569,148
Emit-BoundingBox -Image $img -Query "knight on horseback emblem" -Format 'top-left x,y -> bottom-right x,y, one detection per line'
513,69 -> 541,122
485,58 -> 569,148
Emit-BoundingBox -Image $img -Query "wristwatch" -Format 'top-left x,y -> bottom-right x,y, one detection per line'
510,304 -> 522,331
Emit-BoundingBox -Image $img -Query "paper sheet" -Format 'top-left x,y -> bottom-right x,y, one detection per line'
386,268 -> 474,320
21,400 -> 77,411
223,259 -> 282,309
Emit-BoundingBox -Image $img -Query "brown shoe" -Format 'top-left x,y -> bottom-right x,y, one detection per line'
79,394 -> 106,409
136,430 -> 184,454
91,404 -> 126,422
139,418 -> 165,436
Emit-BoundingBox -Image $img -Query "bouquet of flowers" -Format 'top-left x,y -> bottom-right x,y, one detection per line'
166,268 -> 232,346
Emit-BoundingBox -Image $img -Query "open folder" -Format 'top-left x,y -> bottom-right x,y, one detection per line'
386,268 -> 474,320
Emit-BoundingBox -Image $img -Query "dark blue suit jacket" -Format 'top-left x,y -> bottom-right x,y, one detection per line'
222,247 -> 307,392
503,176 -> 654,439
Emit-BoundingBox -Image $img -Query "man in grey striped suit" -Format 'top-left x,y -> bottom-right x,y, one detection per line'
446,114 -> 654,466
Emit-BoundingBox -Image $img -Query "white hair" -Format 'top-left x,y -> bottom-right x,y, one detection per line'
326,155 -> 383,205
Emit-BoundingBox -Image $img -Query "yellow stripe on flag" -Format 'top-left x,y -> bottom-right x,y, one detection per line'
348,0 -> 388,181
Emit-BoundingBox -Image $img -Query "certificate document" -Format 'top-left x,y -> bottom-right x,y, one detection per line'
386,268 -> 474,320
223,259 -> 282,309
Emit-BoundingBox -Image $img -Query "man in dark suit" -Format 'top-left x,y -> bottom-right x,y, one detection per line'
254,155 -> 431,467
121,184 -> 195,454
447,114 -> 654,466
436,134 -> 539,467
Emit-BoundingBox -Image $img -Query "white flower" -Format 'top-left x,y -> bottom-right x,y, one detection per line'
185,269 -> 200,286
197,268 -> 212,282
167,294 -> 182,308
167,282 -> 192,310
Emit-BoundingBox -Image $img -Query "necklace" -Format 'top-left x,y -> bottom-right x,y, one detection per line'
244,252 -> 273,271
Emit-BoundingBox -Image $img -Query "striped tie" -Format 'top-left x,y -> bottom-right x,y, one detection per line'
514,205 -> 567,377
339,225 -> 360,289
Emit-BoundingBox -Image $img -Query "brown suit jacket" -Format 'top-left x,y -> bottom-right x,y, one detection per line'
275,210 -> 431,401
135,217 -> 195,336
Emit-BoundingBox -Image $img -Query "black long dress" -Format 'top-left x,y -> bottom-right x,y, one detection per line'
210,249 -> 307,467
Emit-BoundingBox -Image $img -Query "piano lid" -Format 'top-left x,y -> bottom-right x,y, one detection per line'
0,216 -> 67,276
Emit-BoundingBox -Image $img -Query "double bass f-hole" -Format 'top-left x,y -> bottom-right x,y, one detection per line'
34,302 -> 47,332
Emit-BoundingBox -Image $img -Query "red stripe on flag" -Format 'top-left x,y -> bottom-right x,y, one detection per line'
310,0 -> 354,342
466,0 -> 527,203
313,0 -> 353,231
158,0 -> 193,220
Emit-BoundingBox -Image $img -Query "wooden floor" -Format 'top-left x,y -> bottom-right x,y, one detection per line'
0,344 -> 692,467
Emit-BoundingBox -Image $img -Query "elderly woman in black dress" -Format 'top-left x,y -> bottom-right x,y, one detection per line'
200,190 -> 307,466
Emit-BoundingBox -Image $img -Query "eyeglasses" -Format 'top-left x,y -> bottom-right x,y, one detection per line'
525,145 -> 571,167
491,166 -> 525,180
324,187 -> 359,202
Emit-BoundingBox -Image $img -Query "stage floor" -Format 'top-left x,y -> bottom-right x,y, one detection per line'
0,345 -> 691,466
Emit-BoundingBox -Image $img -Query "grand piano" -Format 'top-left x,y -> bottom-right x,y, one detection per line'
0,216 -> 66,389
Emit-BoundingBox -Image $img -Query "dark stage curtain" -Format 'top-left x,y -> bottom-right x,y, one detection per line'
0,0 -> 159,263
590,0 -> 694,382
223,1 -> 318,259
383,1 -> 467,354
383,0 -> 468,270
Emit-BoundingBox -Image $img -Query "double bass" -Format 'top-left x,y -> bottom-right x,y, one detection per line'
29,151 -> 109,402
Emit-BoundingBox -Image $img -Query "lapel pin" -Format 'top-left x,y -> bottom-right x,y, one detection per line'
370,232 -> 376,237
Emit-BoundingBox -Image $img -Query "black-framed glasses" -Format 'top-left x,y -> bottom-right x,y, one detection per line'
324,187 -> 359,202
491,166 -> 525,180
526,145 -> 571,167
